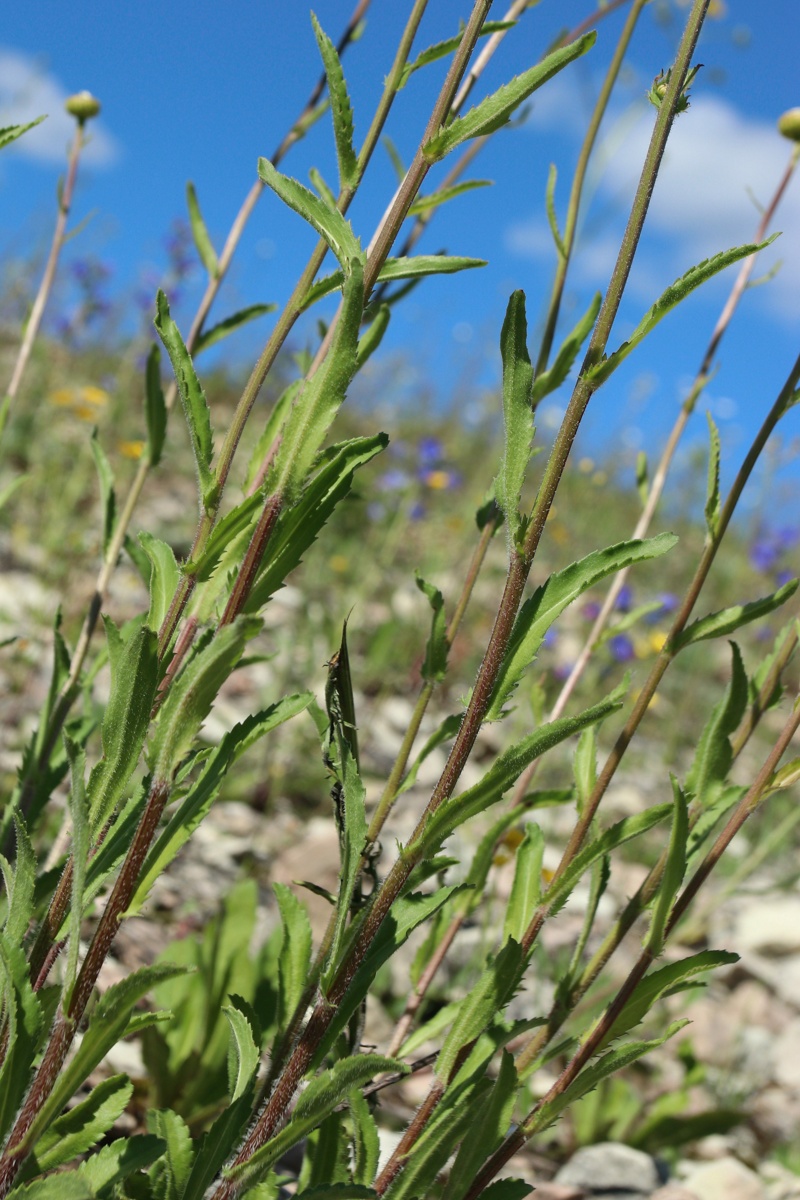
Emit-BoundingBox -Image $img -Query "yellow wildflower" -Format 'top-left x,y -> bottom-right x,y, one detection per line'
118,440 -> 145,460
329,554 -> 349,573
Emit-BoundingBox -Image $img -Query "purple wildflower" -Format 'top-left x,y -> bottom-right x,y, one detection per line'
609,634 -> 635,663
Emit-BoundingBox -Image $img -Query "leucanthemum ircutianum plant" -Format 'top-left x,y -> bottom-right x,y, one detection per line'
0,2 -> 799,1198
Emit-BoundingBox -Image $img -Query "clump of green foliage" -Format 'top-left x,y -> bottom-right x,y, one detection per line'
0,3 -> 799,1200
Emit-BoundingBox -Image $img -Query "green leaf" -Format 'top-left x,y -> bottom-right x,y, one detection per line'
476,1184 -> 531,1200
382,134 -> 405,181
0,939 -> 46,1144
302,255 -> 486,311
78,1135 -> 166,1193
545,163 -> 565,258
672,579 -> 798,652
2,817 -> 36,948
495,290 -> 534,546
532,293 -> 601,405
0,117 -> 46,151
545,805 -> 672,917
147,1109 -> 194,1200
269,263 -> 364,502
647,777 -> 689,954
424,33 -> 596,160
6,1176 -> 92,1200
487,533 -> 677,719
537,1021 -> 688,1130
247,434 -> 387,612
90,430 -> 116,554
133,695 -> 310,912
311,12 -> 358,189
257,156 -> 363,272
17,963 -> 188,1153
704,411 -> 721,536
231,1056 -> 402,1188
186,181 -> 219,277
600,950 -> 737,1051
86,624 -> 158,833
397,713 -> 461,800
310,166 -> 338,209
503,825 -> 543,943
437,940 -> 525,1083
348,1087 -> 379,1187
587,236 -> 780,385
149,617 -> 259,781
274,882 -> 313,1028
139,532 -> 180,634
195,303 -> 277,355
145,344 -> 167,467
408,179 -> 492,216
398,21 -> 517,89
416,573 -> 448,683
418,695 -> 624,857
26,1076 -> 133,1175
63,738 -> 89,1005
295,1188 -> 377,1200
573,726 -> 597,812
154,290 -> 216,511
356,304 -> 390,368
636,451 -> 649,507
442,1051 -> 519,1200
686,642 -> 748,810
188,489 -> 265,582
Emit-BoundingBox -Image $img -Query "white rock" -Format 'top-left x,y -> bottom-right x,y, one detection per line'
772,1018 -> 800,1092
735,898 -> 800,956
555,1142 -> 661,1196
682,1157 -> 765,1200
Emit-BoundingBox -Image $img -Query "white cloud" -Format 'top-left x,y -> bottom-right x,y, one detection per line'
0,47 -> 119,166
507,93 -> 800,320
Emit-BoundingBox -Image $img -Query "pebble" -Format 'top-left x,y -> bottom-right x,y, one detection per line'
734,898 -> 800,957
554,1142 -> 663,1197
681,1157 -> 766,1200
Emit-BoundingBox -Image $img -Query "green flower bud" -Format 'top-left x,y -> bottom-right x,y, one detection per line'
65,91 -> 101,123
777,108 -> 800,143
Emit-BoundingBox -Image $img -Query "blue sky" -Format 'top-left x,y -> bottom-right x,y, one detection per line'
0,1 -> 799,514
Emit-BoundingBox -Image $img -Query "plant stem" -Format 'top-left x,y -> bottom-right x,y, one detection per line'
1,121 -> 85,438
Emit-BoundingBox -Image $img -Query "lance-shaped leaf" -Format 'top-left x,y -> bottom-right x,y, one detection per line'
598,950 -> 737,1052
416,573 -> 448,683
2,817 -> 36,948
532,293 -> 601,405
587,236 -> 779,385
536,1021 -> 688,1131
186,181 -> 219,278
139,533 -> 180,633
245,380 -> 301,492
147,1108 -> 194,1200
503,825 -> 543,944
187,489 -> 265,581
230,1056 -> 403,1189
545,805 -> 672,917
442,1051 -> 519,1200
149,617 -> 260,782
90,430 -> 116,554
274,882 -> 313,1028
408,178 -> 492,216
154,290 -> 216,511
495,291 -> 534,546
25,1076 -> 133,1176
647,777 -> 689,954
194,303 -> 277,355
6,1177 -> 92,1200
77,1136 -> 166,1194
131,696 -> 310,913
0,116 -> 45,151
15,963 -> 186,1154
302,254 -> 486,311
357,304 -> 390,368
87,624 -> 158,833
416,694 -> 624,857
487,533 -> 677,720
349,1087 -> 379,1187
0,939 -> 45,1145
247,434 -> 387,612
258,156 -> 363,272
686,642 -> 747,810
437,940 -> 525,1083
145,344 -> 167,467
671,578 -> 798,652
545,163 -> 565,258
424,33 -> 596,160
704,411 -> 721,536
311,12 -> 358,190
398,21 -> 518,89
310,165 -> 338,208
269,262 -> 364,502
64,739 -> 89,1006
477,1184 -> 531,1200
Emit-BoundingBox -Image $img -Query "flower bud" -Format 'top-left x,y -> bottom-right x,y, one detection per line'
65,91 -> 101,123
777,108 -> 800,143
